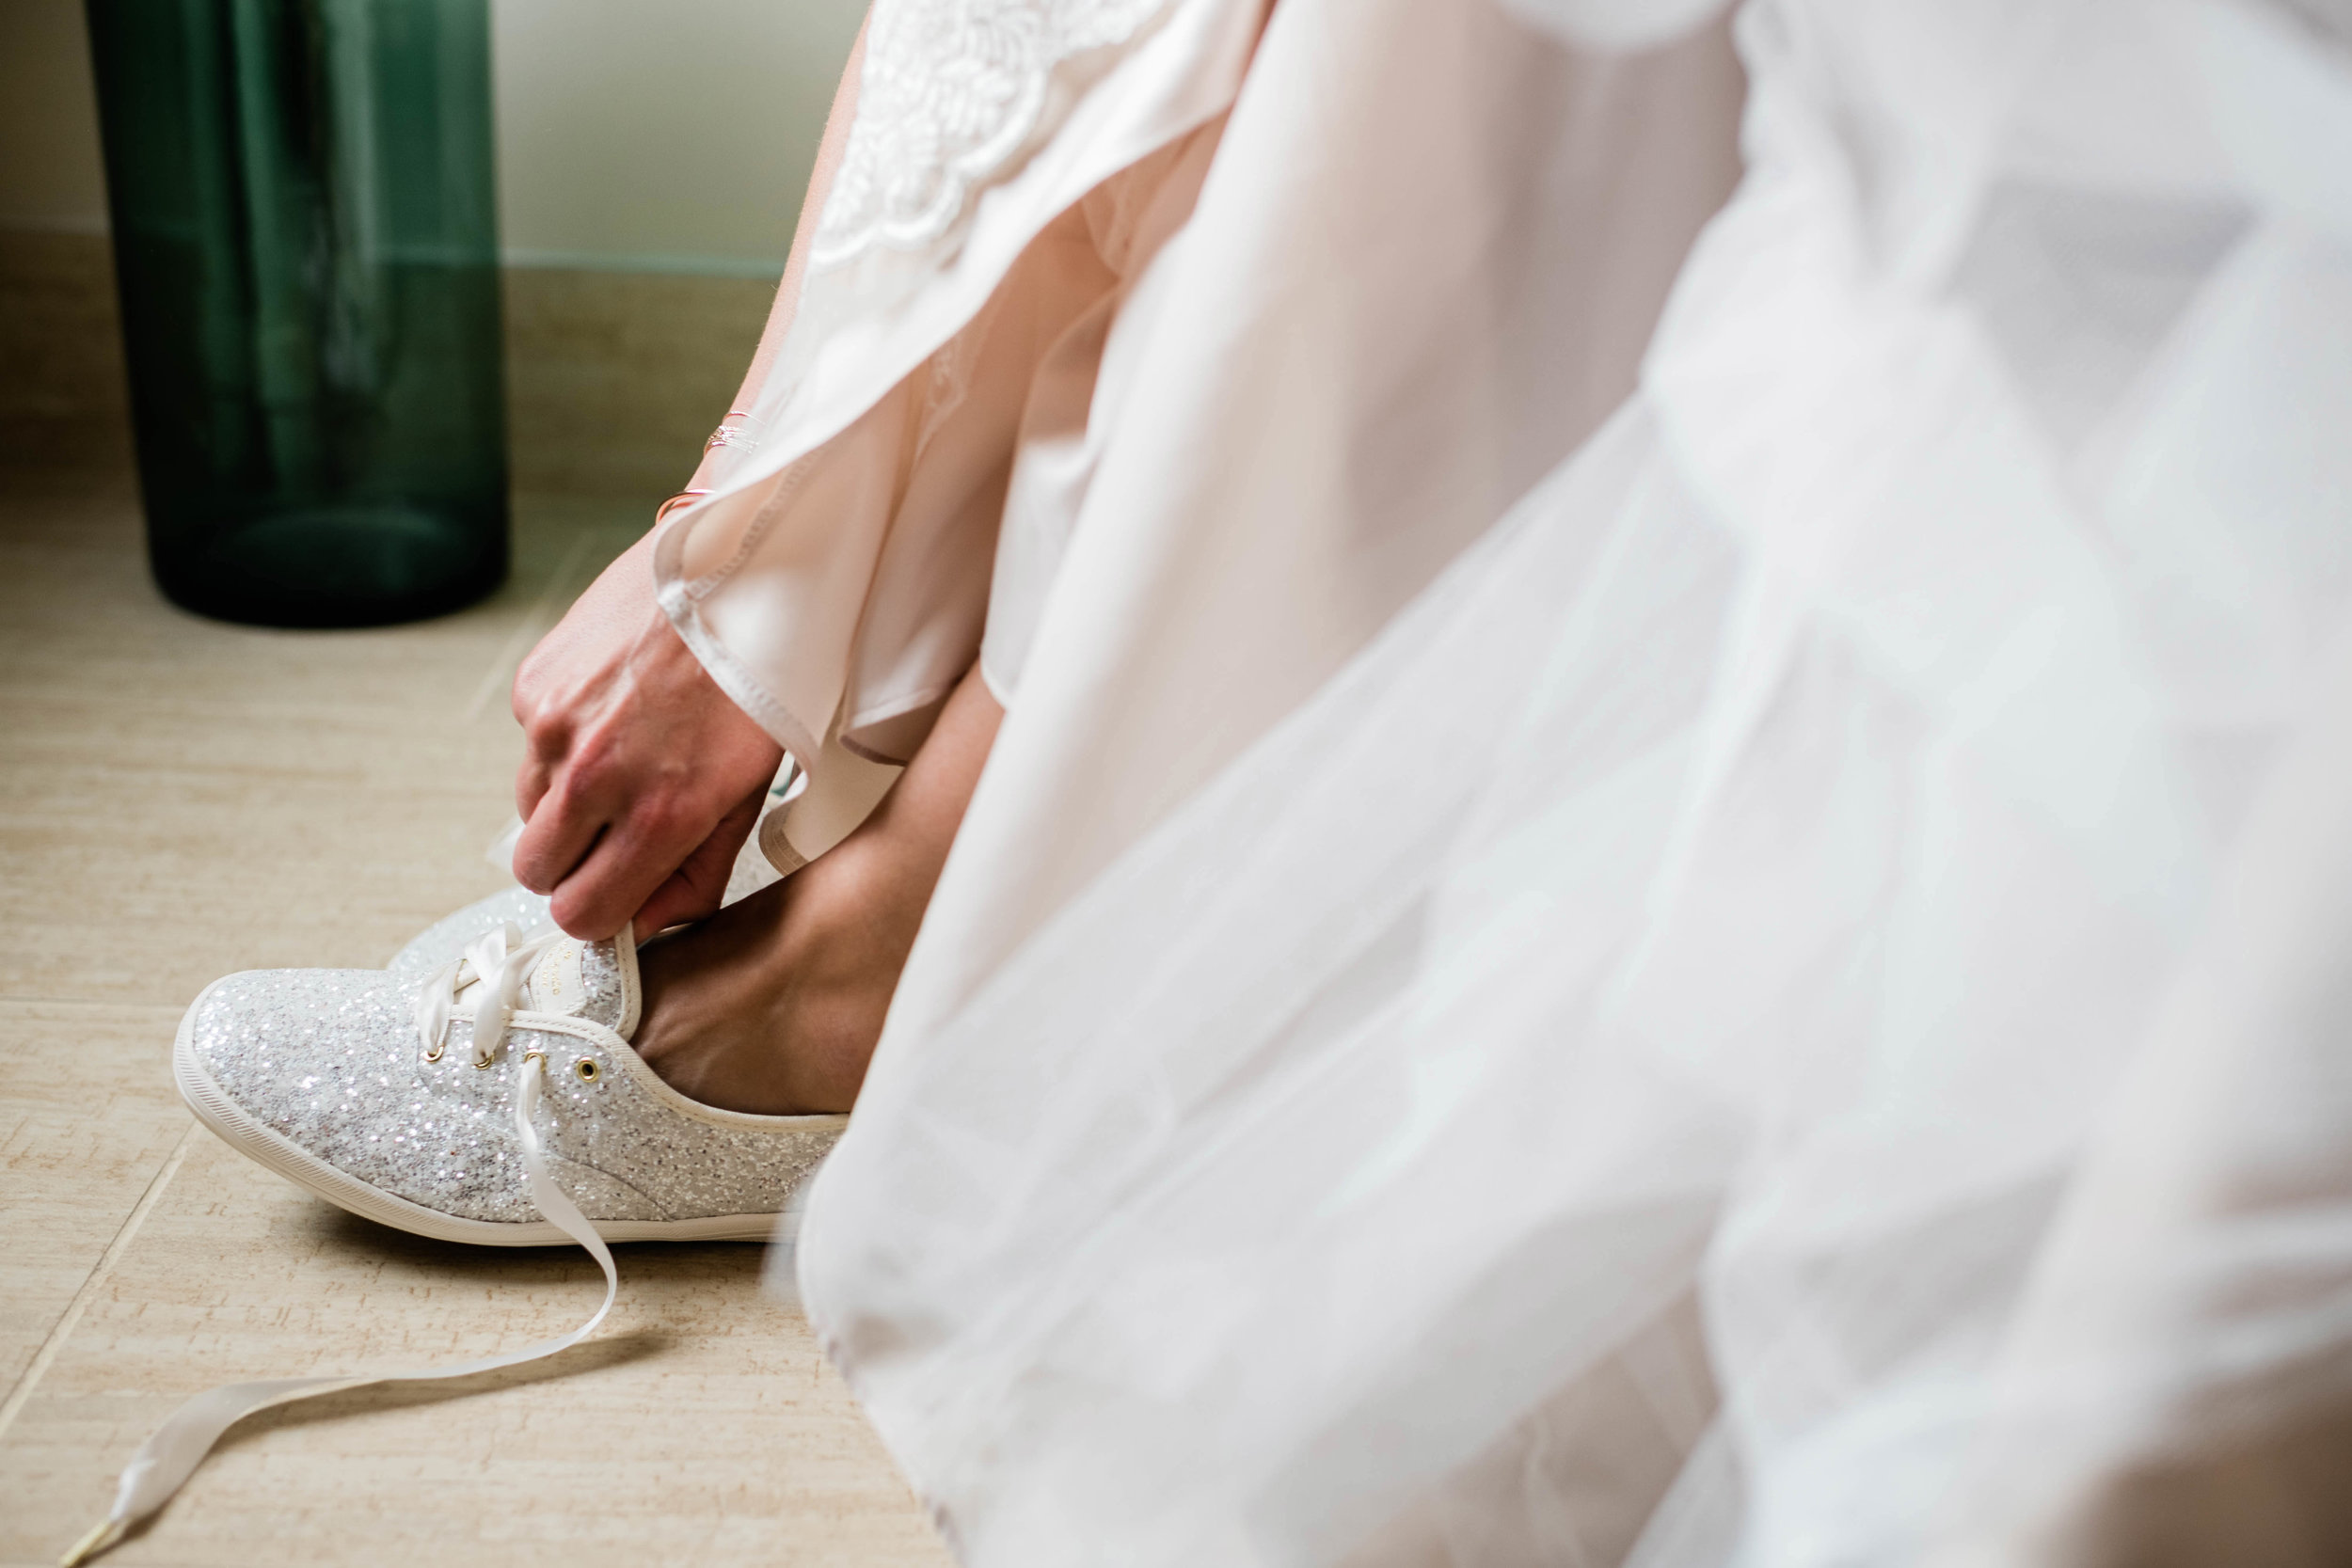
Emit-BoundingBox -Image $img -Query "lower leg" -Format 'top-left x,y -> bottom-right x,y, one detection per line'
630,663 -> 1005,1114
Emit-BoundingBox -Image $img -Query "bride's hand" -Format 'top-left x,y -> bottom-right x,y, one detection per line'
509,531 -> 785,942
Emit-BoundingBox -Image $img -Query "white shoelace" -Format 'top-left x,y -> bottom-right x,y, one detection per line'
64,930 -> 617,1567
414,923 -> 565,1068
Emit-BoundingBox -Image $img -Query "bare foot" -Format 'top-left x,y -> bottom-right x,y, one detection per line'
629,665 -> 1003,1115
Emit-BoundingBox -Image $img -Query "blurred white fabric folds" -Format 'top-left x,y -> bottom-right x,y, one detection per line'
663,0 -> 2352,1560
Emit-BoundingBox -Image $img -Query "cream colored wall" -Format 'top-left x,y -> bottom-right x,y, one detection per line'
0,0 -> 865,275
491,0 -> 863,275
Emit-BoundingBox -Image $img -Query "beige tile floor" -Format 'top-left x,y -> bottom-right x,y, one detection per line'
0,467 -> 950,1567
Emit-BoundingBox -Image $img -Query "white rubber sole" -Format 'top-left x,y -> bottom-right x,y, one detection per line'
174,977 -> 802,1248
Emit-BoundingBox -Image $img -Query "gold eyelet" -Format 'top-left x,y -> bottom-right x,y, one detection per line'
473,1053 -> 497,1070
423,1046 -> 443,1063
574,1057 -> 600,1084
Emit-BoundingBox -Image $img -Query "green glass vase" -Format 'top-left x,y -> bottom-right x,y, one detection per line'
85,0 -> 508,627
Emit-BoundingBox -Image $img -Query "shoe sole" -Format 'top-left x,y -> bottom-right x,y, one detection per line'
174,977 -> 804,1248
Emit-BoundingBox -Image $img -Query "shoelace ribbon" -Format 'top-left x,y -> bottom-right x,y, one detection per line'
416,925 -> 563,1068
63,928 -> 617,1567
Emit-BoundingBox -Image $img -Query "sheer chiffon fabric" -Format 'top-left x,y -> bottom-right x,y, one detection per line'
687,0 -> 2352,1560
664,0 -> 2352,1560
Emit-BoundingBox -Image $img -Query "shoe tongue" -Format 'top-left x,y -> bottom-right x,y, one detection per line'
449,927 -> 639,1037
517,933 -> 638,1036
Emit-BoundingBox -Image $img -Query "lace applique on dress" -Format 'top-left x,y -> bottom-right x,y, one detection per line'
811,0 -> 1172,269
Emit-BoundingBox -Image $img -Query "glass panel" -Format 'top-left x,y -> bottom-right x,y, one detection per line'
85,0 -> 508,626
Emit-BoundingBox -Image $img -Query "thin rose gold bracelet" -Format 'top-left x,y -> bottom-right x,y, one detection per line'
653,487 -> 711,528
657,409 -> 761,527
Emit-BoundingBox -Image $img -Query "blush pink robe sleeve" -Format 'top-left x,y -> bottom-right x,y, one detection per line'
653,0 -> 1265,869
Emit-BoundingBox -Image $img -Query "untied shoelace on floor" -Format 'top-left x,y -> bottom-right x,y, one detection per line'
63,927 -> 618,1567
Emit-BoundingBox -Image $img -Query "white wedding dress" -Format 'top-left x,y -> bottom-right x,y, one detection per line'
654,0 -> 2352,1562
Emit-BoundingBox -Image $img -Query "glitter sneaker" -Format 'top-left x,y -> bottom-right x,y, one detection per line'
79,926 -> 842,1563
175,922 -> 844,1246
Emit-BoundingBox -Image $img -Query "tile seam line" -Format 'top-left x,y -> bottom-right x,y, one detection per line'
0,1121 -> 199,1439
465,527 -> 602,722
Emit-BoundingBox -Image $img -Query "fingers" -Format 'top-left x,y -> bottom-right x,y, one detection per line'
509,538 -> 663,830
509,645 -> 570,823
510,700 -> 554,828
514,752 -> 554,824
629,787 -> 768,935
510,762 -> 613,897
509,665 -> 593,886
543,792 -> 705,940
628,871 -> 711,944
